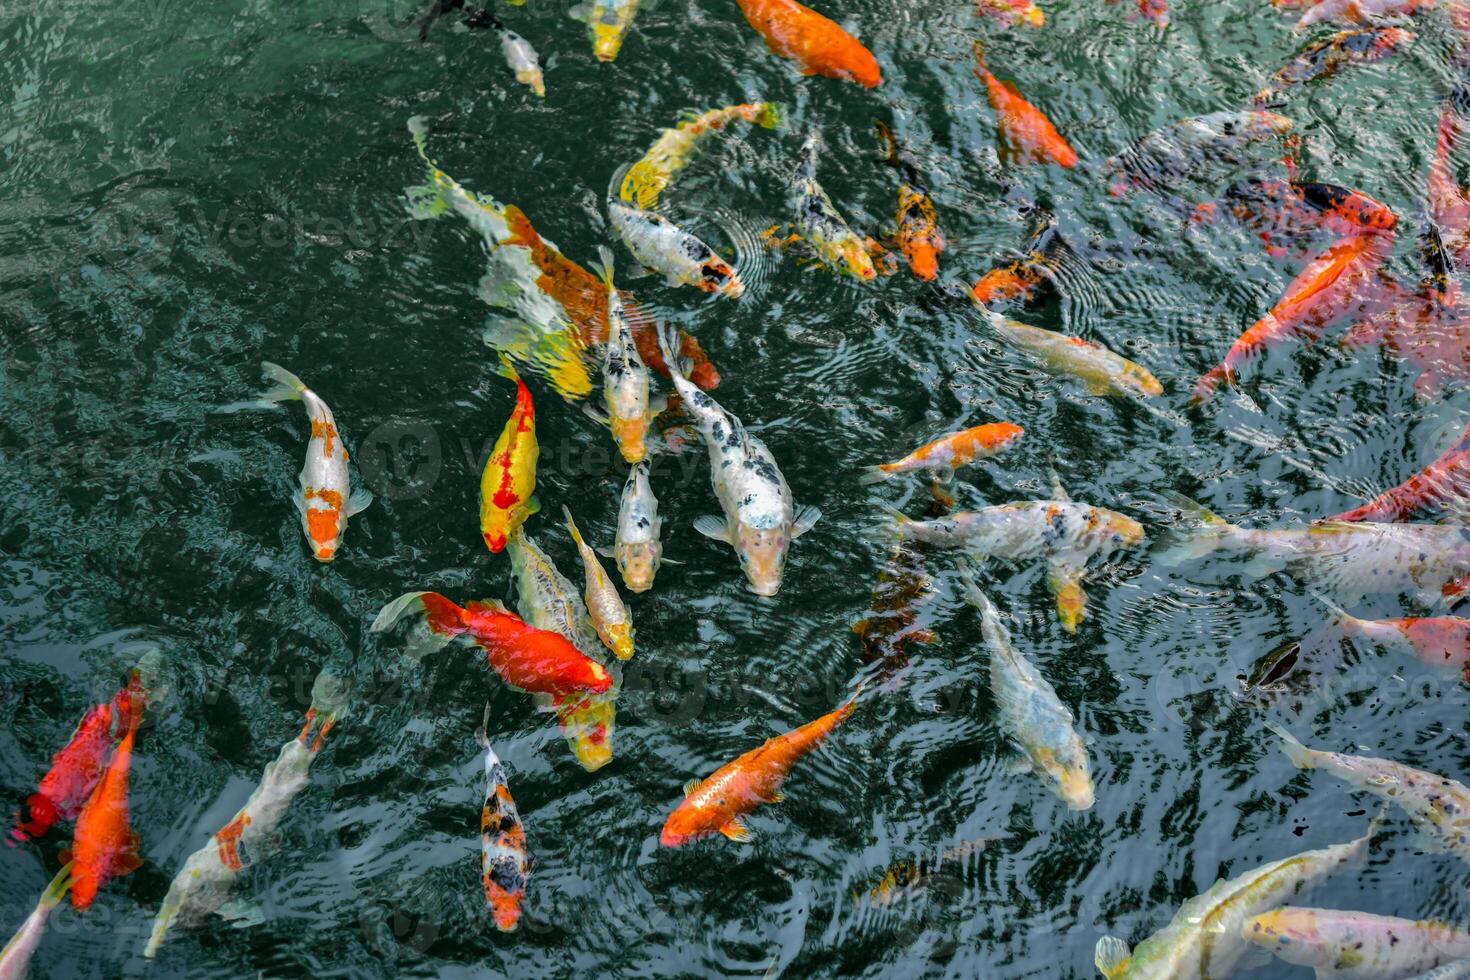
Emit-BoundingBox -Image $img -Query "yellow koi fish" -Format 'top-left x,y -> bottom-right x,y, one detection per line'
621,103 -> 782,209
481,358 -> 540,554
563,506 -> 635,660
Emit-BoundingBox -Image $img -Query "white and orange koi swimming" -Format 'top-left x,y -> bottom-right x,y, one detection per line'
656,323 -> 820,596
1273,726 -> 1470,865
584,248 -> 660,463
1094,819 -> 1377,979
563,506 -> 634,661
979,309 -> 1163,399
1244,907 -> 1470,979
861,422 -> 1024,485
768,135 -> 877,280
607,201 -> 744,297
476,709 -> 531,932
605,459 -> 668,593
144,671 -> 348,958
0,862 -> 73,980
260,362 -> 372,562
620,103 -> 781,210
962,575 -> 1093,809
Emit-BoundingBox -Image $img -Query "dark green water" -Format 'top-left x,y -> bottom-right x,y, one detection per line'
3,0 -> 1470,976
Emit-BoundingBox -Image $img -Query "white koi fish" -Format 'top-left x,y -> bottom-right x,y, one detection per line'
563,506 -> 634,661
607,201 -> 743,297
1094,820 -> 1378,979
1244,906 -> 1470,979
979,308 -> 1164,398
602,459 -> 668,592
259,363 -> 372,561
1273,726 -> 1470,865
961,574 -> 1093,809
655,323 -> 819,596
585,247 -> 659,463
476,708 -> 531,932
0,863 -> 72,980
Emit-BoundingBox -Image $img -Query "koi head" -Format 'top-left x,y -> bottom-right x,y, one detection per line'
1118,363 -> 1164,398
606,622 -> 635,662
735,524 -> 791,597
589,15 -> 629,62
905,242 -> 941,282
482,512 -> 512,554
305,494 -> 344,561
1246,110 -> 1294,139
515,67 -> 546,99
659,801 -> 715,847
839,240 -> 878,280
1100,510 -> 1147,550
578,658 -> 614,695
1057,765 -> 1095,811
697,258 -> 745,298
611,417 -> 649,465
484,858 -> 527,932
616,542 -> 661,593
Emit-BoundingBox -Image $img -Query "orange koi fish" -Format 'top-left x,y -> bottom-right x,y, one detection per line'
481,358 -> 539,554
976,0 -> 1044,27
68,682 -> 145,910
1108,0 -> 1169,27
972,211 -> 1060,308
973,42 -> 1078,168
1294,0 -> 1432,30
373,592 -> 613,697
1341,275 -> 1470,402
861,422 -> 1023,484
1193,226 -> 1395,403
1254,27 -> 1413,106
875,122 -> 945,282
661,687 -> 860,845
1328,419 -> 1470,522
1195,180 -> 1397,258
475,709 -> 530,932
1317,594 -> 1470,683
1430,100 -> 1470,275
733,0 -> 882,88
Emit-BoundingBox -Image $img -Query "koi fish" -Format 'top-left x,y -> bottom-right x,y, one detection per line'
372,592 -> 613,697
620,103 -> 781,210
1193,227 -> 1395,403
69,681 -> 145,910
1295,0 -> 1432,30
585,248 -> 660,464
481,357 -> 539,554
962,576 -> 1093,808
1328,420 -> 1470,522
655,323 -> 821,596
971,211 -> 1062,308
1161,494 -> 1470,606
979,308 -> 1164,398
1107,0 -> 1169,26
1429,101 -> 1470,275
732,0 -> 881,87
853,486 -> 948,687
1275,727 -> 1470,862
660,686 -> 861,845
0,862 -> 72,980
973,42 -> 1078,168
476,709 -> 530,932
11,678 -> 139,845
1100,110 -> 1294,197
860,422 -> 1023,484
145,672 -> 348,957
605,459 -> 667,593
571,0 -> 639,61
563,507 -> 635,661
874,122 -> 945,282
1314,592 -> 1470,684
506,528 -> 617,771
769,136 -> 877,279
854,839 -> 989,907
607,202 -> 743,297
1094,821 -> 1377,979
1254,27 -> 1413,105
1344,289 -> 1470,402
888,486 -> 1145,631
1245,907 -> 1470,978
975,0 -> 1044,27
419,2 -> 546,97
1198,180 -> 1398,255
259,363 -> 372,562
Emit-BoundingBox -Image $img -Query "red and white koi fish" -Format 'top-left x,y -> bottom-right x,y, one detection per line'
1195,179 -> 1398,257
1328,419 -> 1470,522
0,862 -> 73,980
1314,592 -> 1470,684
973,42 -> 1078,168
1107,0 -> 1169,27
861,422 -> 1023,484
476,708 -> 530,931
732,0 -> 882,88
661,687 -> 861,845
145,672 -> 348,957
976,0 -> 1044,27
372,591 -> 613,698
68,681 -> 145,910
260,362 -> 372,561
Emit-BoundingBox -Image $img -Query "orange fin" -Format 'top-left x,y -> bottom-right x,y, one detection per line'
720,817 -> 754,843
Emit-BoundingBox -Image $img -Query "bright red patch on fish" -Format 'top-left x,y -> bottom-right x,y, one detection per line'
974,44 -> 1078,168
69,681 -> 145,910
733,0 -> 882,88
1394,617 -> 1470,680
1328,420 -> 1470,522
216,812 -> 251,871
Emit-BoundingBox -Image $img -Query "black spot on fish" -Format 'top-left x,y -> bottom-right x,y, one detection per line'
489,857 -> 526,892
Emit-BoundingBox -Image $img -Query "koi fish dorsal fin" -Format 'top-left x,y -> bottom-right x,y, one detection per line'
682,778 -> 702,798
465,599 -> 511,616
1094,936 -> 1131,979
114,830 -> 143,876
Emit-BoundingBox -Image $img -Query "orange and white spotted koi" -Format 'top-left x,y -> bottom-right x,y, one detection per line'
476,707 -> 530,931
260,363 -> 372,562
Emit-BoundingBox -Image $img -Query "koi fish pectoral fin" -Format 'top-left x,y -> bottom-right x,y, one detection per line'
792,506 -> 822,538
693,516 -> 733,543
346,487 -> 374,517
216,897 -> 267,928
720,817 -> 754,842
582,401 -> 611,426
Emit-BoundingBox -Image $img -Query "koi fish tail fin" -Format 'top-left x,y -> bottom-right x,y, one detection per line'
259,362 -> 307,405
594,245 -> 616,291
1269,723 -> 1317,770
755,102 -> 781,129
308,669 -> 351,723
1307,589 -> 1356,627
870,501 -> 914,540
1094,936 -> 1132,980
875,121 -> 901,169
370,591 -> 466,660
654,322 -> 690,384
858,462 -> 900,485
971,40 -> 990,73
1154,491 -> 1230,565
476,702 -> 492,750
561,505 -> 588,551
796,134 -> 821,180
39,860 -> 75,911
1191,362 -> 1235,404
496,353 -> 530,396
404,118 -> 454,220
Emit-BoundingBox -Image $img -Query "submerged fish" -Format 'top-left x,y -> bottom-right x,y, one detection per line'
853,485 -> 948,686
476,710 -> 531,932
372,592 -> 614,698
605,459 -> 668,593
1161,494 -> 1470,607
481,358 -> 539,553
875,122 -> 945,282
69,681 -> 145,910
1197,179 -> 1399,256
1273,726 -> 1470,864
1430,101 -> 1470,277
860,422 -> 1023,484
962,576 -> 1093,808
1316,592 -> 1470,684
975,0 -> 1045,27
621,103 -> 781,210
1244,906 -> 1470,979
144,672 -> 348,957
1328,419 -> 1470,522
1100,110 -> 1294,197
980,307 -> 1164,398
655,322 -> 820,596
971,211 -> 1062,308
0,862 -> 72,980
421,3 -> 547,97
855,839 -> 989,907
586,248 -> 658,464
660,687 -> 861,845
732,0 -> 881,87
973,42 -> 1078,168
1094,821 -> 1376,979
563,507 -> 635,661
607,201 -> 743,297
1255,27 -> 1413,106
1296,0 -> 1432,30
770,136 -> 877,279
260,362 -> 373,562
571,0 -> 639,61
